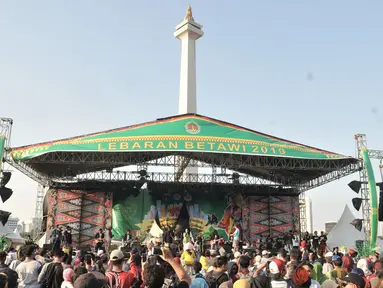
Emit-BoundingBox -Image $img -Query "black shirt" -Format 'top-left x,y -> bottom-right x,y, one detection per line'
312,236 -> 320,246
95,232 -> 105,239
0,264 -> 18,288
63,230 -> 72,244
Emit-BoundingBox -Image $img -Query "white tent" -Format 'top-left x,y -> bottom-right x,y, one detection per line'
326,205 -> 364,250
0,224 -> 25,244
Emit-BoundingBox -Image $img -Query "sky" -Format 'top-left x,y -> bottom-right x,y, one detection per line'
0,1 -> 382,232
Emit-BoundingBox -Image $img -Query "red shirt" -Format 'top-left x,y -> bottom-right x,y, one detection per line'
106,271 -> 135,288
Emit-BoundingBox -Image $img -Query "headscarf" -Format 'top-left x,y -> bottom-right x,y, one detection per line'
312,262 -> 327,284
357,259 -> 372,277
321,279 -> 338,288
191,278 -> 209,288
233,279 -> 250,288
293,267 -> 311,288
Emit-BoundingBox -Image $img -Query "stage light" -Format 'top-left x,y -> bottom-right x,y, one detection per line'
350,219 -> 363,232
348,181 -> 362,194
0,172 -> 11,187
229,173 -> 240,184
0,210 -> 11,226
352,198 -> 363,211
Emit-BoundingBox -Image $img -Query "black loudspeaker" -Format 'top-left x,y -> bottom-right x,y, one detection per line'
379,184 -> 383,221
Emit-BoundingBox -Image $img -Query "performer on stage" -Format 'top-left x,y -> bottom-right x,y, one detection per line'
63,226 -> 72,247
50,226 -> 62,251
183,228 -> 191,244
231,223 -> 241,252
122,230 -> 133,248
163,226 -> 174,247
94,228 -> 105,252
105,227 -> 113,254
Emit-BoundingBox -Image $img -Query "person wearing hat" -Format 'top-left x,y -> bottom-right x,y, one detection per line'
105,250 -> 136,288
269,259 -> 288,288
342,249 -> 355,273
326,255 -> 347,283
261,250 -> 270,264
340,273 -> 366,288
323,252 -> 334,275
73,273 -> 104,288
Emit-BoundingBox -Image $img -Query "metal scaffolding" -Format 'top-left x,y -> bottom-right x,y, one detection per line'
355,134 -> 383,241
299,193 -> 307,235
33,184 -> 46,237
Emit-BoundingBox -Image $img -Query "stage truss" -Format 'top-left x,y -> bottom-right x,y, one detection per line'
0,117 -> 361,238
355,134 -> 383,241
7,154 -> 358,192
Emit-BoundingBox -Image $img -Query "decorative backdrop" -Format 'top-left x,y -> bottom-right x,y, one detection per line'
242,195 -> 299,243
50,189 -> 112,246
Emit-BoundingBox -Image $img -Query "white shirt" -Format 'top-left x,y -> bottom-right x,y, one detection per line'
310,279 -> 321,288
271,280 -> 289,288
61,281 -> 74,288
15,260 -> 41,288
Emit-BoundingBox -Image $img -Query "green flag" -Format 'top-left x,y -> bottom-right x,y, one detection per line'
0,136 -> 5,172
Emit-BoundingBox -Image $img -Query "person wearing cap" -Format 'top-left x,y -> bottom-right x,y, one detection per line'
105,250 -> 136,288
269,259 -> 289,288
326,255 -> 347,283
342,249 -> 355,273
73,273 -> 104,288
233,251 -> 241,263
340,272 -> 366,288
323,252 -> 334,275
261,250 -> 270,264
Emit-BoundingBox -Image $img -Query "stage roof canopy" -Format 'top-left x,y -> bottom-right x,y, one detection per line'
9,114 -> 359,187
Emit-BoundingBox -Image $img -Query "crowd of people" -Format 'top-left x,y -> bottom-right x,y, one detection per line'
0,227 -> 383,288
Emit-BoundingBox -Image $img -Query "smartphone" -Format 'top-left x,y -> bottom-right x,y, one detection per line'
153,247 -> 163,256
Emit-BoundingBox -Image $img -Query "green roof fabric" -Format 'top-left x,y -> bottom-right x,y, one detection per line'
10,114 -> 350,161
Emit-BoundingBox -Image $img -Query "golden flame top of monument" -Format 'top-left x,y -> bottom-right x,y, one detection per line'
184,5 -> 194,22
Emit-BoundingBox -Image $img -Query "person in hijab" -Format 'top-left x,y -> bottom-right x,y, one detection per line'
357,259 -> 372,278
342,249 -> 355,273
191,277 -> 209,288
293,267 -> 311,288
311,262 -> 327,284
321,279 -> 338,288
233,279 -> 250,288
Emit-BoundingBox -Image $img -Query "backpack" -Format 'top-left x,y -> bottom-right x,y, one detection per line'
41,262 -> 63,288
106,271 -> 122,288
238,270 -> 254,284
206,272 -> 226,288
106,271 -> 141,288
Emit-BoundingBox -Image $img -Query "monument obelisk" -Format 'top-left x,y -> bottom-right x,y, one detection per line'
174,5 -> 204,114
174,5 -> 204,177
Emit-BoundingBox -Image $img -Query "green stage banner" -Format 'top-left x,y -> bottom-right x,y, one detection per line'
10,115 -> 349,161
361,149 -> 378,249
112,186 -> 236,240
0,136 -> 5,166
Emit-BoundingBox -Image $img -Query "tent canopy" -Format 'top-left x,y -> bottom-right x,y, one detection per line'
0,224 -> 25,244
326,205 -> 364,250
8,114 -> 358,184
